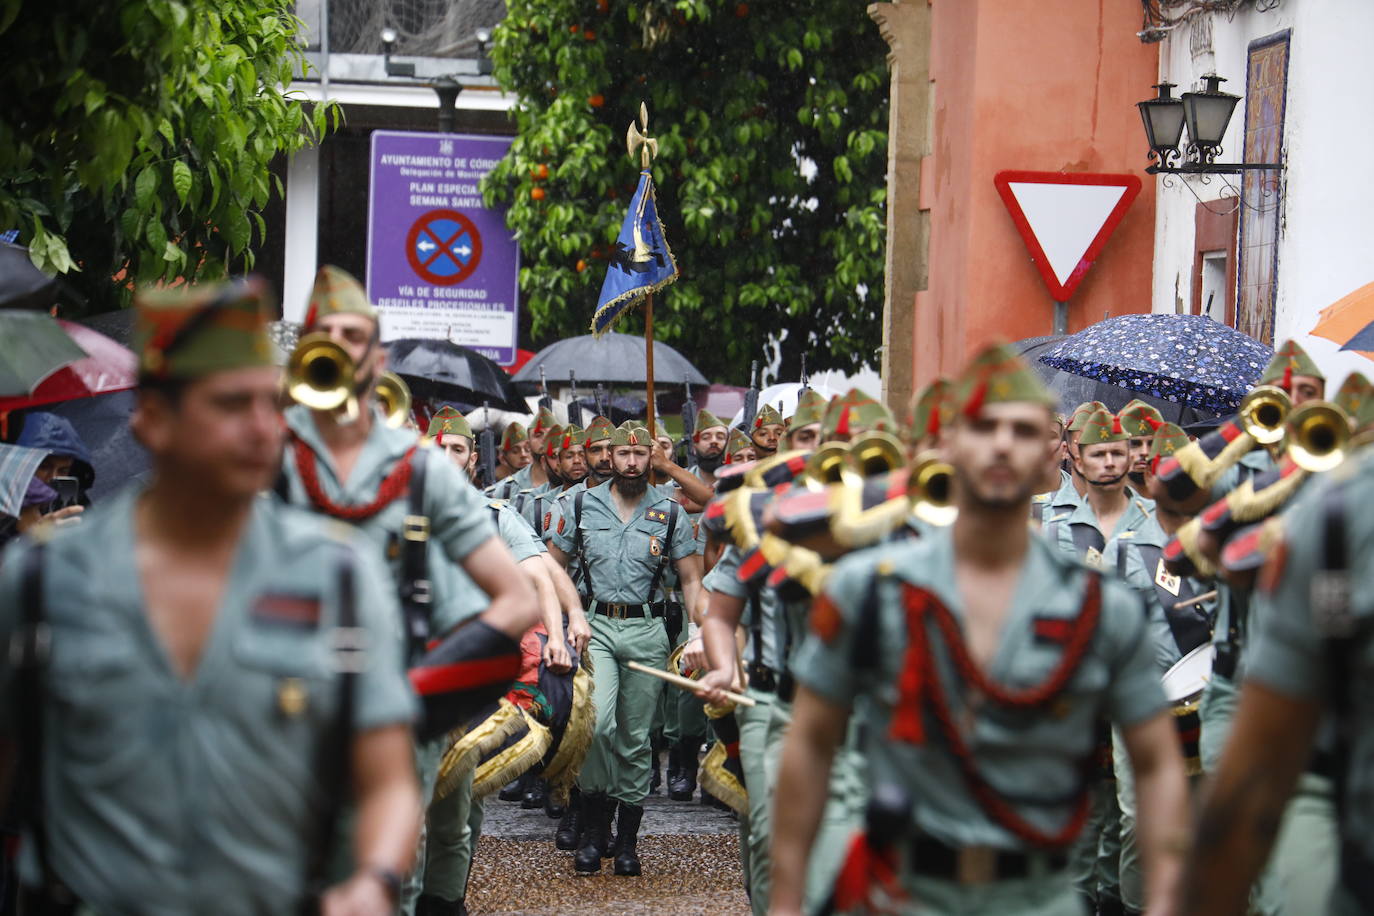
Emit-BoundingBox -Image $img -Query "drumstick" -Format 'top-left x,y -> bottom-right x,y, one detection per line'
627,661 -> 757,707
1174,590 -> 1218,610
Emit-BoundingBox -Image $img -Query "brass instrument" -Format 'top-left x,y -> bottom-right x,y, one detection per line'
1286,400 -> 1350,473
800,442 -> 851,491
374,371 -> 413,429
1239,385 -> 1292,446
286,333 -> 356,413
906,454 -> 957,527
845,431 -> 907,479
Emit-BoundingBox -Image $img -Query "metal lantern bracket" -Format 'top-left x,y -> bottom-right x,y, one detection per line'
1137,75 -> 1282,175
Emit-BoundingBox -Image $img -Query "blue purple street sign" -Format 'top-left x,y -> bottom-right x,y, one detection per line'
366,131 -> 519,364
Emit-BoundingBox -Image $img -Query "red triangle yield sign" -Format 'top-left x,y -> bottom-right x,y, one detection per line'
994,170 -> 1142,302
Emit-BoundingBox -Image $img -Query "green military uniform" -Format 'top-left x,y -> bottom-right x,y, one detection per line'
422,499 -> 547,905
0,491 -> 415,914
0,277 -> 416,914
1245,454 -> 1374,914
279,267 -> 498,915
795,530 -> 1163,915
704,544 -> 861,914
488,422 -> 531,500
549,426 -> 696,873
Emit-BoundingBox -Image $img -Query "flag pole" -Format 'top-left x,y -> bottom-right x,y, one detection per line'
645,292 -> 656,434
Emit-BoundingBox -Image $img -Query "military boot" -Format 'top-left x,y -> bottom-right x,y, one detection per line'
573,793 -> 610,874
555,787 -> 582,850
415,894 -> 468,915
612,802 -> 645,876
498,771 -> 529,803
521,777 -> 548,810
668,735 -> 702,801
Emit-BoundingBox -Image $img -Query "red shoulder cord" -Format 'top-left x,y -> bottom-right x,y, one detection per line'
889,576 -> 1102,848
291,434 -> 417,522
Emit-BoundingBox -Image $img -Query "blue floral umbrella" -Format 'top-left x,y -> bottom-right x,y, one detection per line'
1038,314 -> 1271,415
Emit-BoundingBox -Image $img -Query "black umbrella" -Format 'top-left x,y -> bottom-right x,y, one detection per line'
511,332 -> 708,392
47,390 -> 150,502
569,394 -> 647,426
1013,336 -> 1221,425
384,338 -> 526,413
0,242 -> 57,310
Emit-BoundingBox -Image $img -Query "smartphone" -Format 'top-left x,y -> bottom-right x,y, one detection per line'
50,476 -> 80,508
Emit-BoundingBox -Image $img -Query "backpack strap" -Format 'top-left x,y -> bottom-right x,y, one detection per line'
572,489 -> 594,596
304,548 -> 363,900
646,501 -> 681,602
1135,542 -> 1211,656
398,449 -> 431,661
14,542 -> 61,897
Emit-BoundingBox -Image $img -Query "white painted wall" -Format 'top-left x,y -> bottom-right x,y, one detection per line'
1149,1 -> 1374,389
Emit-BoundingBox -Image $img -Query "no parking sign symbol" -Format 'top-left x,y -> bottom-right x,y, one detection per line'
406,210 -> 483,286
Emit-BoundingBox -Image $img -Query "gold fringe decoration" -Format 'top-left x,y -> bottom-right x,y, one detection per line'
471,710 -> 553,800
724,486 -> 762,551
1230,468 -> 1308,522
1172,430 -> 1257,490
698,741 -> 749,816
542,667 -> 596,802
1173,519 -> 1218,580
434,699 -> 527,801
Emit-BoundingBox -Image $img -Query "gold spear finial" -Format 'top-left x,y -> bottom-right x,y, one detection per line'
626,101 -> 658,169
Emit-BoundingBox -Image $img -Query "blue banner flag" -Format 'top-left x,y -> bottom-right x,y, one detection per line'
591,169 -> 679,337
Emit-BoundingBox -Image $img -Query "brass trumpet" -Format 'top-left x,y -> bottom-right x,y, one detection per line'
907,454 -> 957,527
800,442 -> 852,490
287,333 -> 356,413
1239,385 -> 1292,446
374,371 -> 413,429
1286,401 -> 1351,473
845,431 -> 907,479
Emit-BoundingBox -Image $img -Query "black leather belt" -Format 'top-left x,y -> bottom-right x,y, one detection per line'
589,600 -> 667,620
1214,643 -> 1238,680
747,663 -> 795,703
910,835 -> 1070,884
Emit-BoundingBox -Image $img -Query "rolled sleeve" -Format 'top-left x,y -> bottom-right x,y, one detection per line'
425,449 -> 498,564
1248,513 -> 1327,702
790,554 -> 871,707
1100,579 -> 1169,728
668,506 -> 696,561
703,545 -> 748,599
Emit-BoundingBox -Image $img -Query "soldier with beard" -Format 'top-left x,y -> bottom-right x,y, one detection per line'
546,425 -> 705,876
691,409 -> 730,485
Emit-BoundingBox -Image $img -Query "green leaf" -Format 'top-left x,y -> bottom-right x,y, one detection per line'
171,160 -> 193,207
135,165 -> 158,210
145,218 -> 168,254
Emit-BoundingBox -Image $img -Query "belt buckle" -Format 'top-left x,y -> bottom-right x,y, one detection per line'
611,603 -> 627,619
956,846 -> 997,885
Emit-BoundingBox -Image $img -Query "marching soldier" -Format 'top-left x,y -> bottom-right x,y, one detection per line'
692,408 -> 730,486
1177,445 -> 1374,916
1119,400 -> 1165,491
750,404 -> 786,458
546,424 -> 705,876
820,388 -> 897,442
770,343 -> 1189,916
1040,402 -> 1105,525
0,279 -> 422,915
726,428 -> 757,465
787,390 -> 829,451
905,379 -> 952,457
491,421 -> 531,490
276,266 -> 539,913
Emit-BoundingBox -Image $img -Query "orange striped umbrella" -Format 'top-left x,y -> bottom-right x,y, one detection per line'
1312,281 -> 1374,359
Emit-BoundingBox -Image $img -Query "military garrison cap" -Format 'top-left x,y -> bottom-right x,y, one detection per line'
694,409 -> 727,435
752,404 -> 784,430
1067,401 -> 1108,433
500,422 -> 528,452
908,379 -> 952,439
427,406 -> 473,441
1078,408 -> 1129,446
1118,400 -> 1165,438
303,265 -> 376,329
952,342 -> 1056,418
1148,422 -> 1189,473
136,277 -> 276,381
584,415 -> 615,445
531,406 -> 559,436
791,389 -> 828,429
821,388 -> 894,438
1261,339 -> 1324,387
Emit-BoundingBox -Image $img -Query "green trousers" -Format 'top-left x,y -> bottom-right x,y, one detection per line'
1069,778 -> 1120,906
656,625 -> 708,745
400,738 -> 447,915
736,690 -> 864,916
579,613 -> 670,805
901,869 -> 1083,915
422,769 -> 482,903
1201,673 -> 1338,915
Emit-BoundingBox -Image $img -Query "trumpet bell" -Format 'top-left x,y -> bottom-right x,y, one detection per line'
375,371 -> 413,429
846,431 -> 907,478
906,455 -> 957,527
287,333 -> 356,412
1239,385 -> 1292,446
1287,401 -> 1350,473
801,442 -> 851,491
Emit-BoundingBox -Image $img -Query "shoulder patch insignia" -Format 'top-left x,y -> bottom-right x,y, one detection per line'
543,511 -> 553,531
645,508 -> 669,523
1033,615 -> 1073,644
253,593 -> 322,629
810,593 -> 844,644
557,516 -> 566,535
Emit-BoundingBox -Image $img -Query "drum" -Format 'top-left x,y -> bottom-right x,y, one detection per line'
1161,642 -> 1215,776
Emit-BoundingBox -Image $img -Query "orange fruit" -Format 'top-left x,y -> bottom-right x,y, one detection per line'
736,3 -> 748,15
570,24 -> 581,34
584,29 -> 596,40
576,260 -> 587,273
530,187 -> 546,201
589,94 -> 605,108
